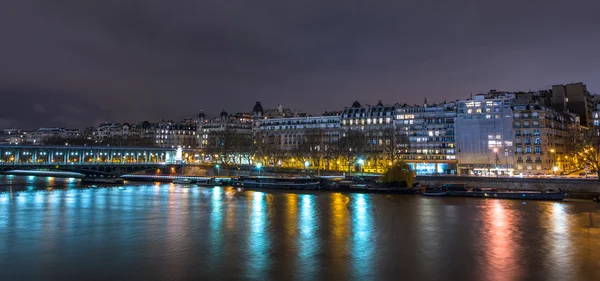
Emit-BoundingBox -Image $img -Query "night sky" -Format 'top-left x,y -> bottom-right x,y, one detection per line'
1,0 -> 599,129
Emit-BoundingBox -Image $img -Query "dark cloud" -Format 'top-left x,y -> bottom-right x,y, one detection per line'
1,0 -> 599,128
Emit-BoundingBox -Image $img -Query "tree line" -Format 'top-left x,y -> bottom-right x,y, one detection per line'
202,127 -> 409,174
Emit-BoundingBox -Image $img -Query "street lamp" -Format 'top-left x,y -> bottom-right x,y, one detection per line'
550,148 -> 556,174
357,159 -> 364,176
304,161 -> 310,177
256,163 -> 262,177
215,164 -> 220,176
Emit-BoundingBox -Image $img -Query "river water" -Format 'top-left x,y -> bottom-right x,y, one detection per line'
0,175 -> 599,281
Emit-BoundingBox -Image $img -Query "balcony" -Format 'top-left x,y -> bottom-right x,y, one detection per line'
516,160 -> 523,163
535,160 -> 542,163
526,160 -> 533,163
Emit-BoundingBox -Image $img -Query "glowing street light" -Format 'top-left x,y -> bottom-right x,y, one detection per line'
256,163 -> 262,176
357,159 -> 364,175
304,161 -> 310,177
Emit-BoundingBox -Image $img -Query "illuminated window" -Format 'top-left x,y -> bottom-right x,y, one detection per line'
467,109 -> 473,114
476,108 -> 482,113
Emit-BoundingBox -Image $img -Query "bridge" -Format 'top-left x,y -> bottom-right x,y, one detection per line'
0,145 -> 179,176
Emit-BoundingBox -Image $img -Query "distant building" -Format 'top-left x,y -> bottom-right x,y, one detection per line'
395,101 -> 458,175
26,127 -> 81,144
551,82 -> 594,127
340,100 -> 396,173
93,123 -> 123,140
0,128 -> 25,145
455,92 -> 516,176
155,121 -> 196,149
255,115 -> 341,151
196,109 -> 253,162
511,104 -> 575,174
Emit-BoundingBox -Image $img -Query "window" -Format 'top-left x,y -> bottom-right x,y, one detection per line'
525,137 -> 531,144
476,108 -> 482,113
516,147 -> 522,153
515,130 -> 521,136
533,129 -> 540,136
535,146 -> 540,153
514,113 -> 520,118
534,138 -> 540,144
467,109 -> 472,114
496,134 -> 501,140
526,147 -> 531,153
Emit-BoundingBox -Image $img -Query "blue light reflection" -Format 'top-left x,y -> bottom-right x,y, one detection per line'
298,194 -> 318,278
247,191 -> 268,279
351,194 -> 373,278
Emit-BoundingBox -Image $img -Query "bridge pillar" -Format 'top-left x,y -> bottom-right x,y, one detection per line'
33,151 -> 37,163
14,148 -> 20,163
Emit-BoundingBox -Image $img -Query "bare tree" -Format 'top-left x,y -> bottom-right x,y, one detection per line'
382,127 -> 409,166
333,130 -> 366,173
566,126 -> 600,179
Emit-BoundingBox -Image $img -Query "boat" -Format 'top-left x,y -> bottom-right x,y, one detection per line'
172,178 -> 193,184
422,186 -> 449,196
421,184 -> 568,201
81,177 -> 124,184
233,176 -> 320,190
194,178 -> 220,187
448,189 -> 568,201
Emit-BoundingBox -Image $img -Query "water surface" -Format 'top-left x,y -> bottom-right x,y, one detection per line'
0,175 -> 599,281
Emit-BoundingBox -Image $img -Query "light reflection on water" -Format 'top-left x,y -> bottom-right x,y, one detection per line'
0,175 -> 599,281
247,191 -> 268,280
351,194 -> 373,278
298,194 -> 318,280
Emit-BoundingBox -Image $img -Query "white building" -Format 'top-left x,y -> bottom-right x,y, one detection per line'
155,121 -> 196,149
455,91 -> 516,176
255,115 -> 341,151
26,127 -> 81,144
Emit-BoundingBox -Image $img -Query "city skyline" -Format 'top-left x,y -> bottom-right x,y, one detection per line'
1,0 -> 600,129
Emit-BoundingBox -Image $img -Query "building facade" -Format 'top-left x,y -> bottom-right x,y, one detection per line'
155,121 -> 196,149
551,82 -> 593,127
455,92 -> 516,176
395,102 -> 458,175
512,104 -> 575,175
24,127 -> 81,144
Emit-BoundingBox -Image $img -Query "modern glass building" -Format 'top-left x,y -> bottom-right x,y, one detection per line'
455,92 -> 515,176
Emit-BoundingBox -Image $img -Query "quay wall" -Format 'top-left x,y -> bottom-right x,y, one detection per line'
416,176 -> 600,198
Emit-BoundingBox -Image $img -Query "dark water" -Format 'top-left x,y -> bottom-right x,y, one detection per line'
0,175 -> 599,281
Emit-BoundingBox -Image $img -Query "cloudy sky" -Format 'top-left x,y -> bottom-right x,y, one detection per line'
1,0 -> 599,129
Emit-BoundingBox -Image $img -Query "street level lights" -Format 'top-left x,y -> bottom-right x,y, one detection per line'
550,148 -> 556,175
492,148 -> 499,177
215,164 -> 220,176
304,161 -> 310,177
357,159 -> 364,176
256,163 -> 262,177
